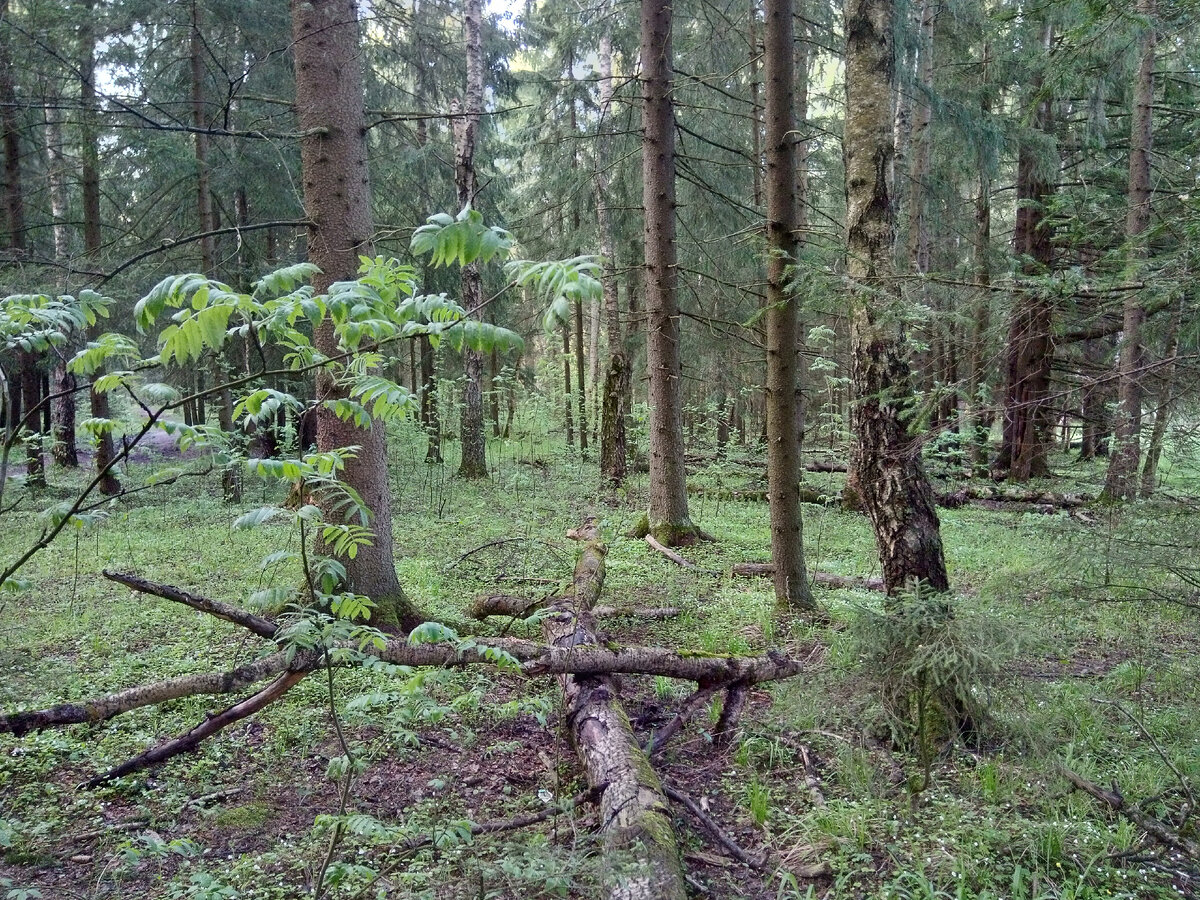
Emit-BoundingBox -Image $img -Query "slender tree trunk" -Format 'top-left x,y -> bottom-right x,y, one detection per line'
640,0 -> 697,544
455,0 -> 487,478
763,0 -> 812,610
595,23 -> 628,485
562,323 -> 575,448
44,109 -> 78,468
574,299 -> 587,452
420,335 -> 441,462
968,44 -> 993,469
1139,292 -> 1181,496
844,0 -> 948,596
749,0 -> 762,208
79,8 -> 120,495
1104,0 -> 1156,500
291,0 -> 420,631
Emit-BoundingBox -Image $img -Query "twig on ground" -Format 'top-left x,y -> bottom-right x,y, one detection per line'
648,684 -> 720,756
662,780 -> 765,870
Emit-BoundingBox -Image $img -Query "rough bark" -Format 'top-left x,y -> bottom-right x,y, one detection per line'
1104,0 -> 1156,500
292,0 -> 420,630
541,521 -> 687,900
600,351 -> 630,485
762,0 -> 813,610
642,0 -> 697,544
419,335 -> 441,462
843,0 -> 949,596
455,0 -> 488,479
995,20 -> 1056,483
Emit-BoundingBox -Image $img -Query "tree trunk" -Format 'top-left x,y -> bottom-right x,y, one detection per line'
762,0 -> 812,610
80,6 -> 120,497
575,298 -> 588,452
562,323 -> 575,447
594,23 -> 628,486
455,0 -> 487,479
1104,0 -> 1156,500
541,521 -> 687,900
844,0 -> 949,596
44,108 -> 79,468
641,0 -> 697,545
291,0 -> 421,631
749,0 -> 762,209
1139,292 -> 1181,496
600,352 -> 630,485
968,43 -> 993,469
995,20 -> 1056,483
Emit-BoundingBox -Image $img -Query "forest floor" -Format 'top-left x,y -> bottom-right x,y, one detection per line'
0,421 -> 1198,899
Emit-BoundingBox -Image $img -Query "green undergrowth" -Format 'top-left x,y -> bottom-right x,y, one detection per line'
0,424 -> 1197,899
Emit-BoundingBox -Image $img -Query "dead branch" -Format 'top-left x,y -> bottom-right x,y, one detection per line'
403,784 -> 603,850
713,682 -> 749,750
546,518 -> 688,900
471,593 -> 680,621
86,671 -> 308,787
798,742 -> 826,807
662,781 -> 765,870
104,570 -> 279,639
731,563 -> 884,592
648,684 -> 720,757
1059,765 -> 1200,858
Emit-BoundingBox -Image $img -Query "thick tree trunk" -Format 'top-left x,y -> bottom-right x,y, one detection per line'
456,0 -> 488,479
844,0 -> 949,596
1104,0 -> 1156,500
80,8 -> 120,497
291,0 -> 420,631
541,521 -> 687,900
641,0 -> 697,544
996,21 -> 1056,483
762,0 -> 812,610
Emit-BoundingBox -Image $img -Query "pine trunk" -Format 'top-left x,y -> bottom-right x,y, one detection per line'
1139,292 -> 1180,496
762,0 -> 812,609
641,0 -> 696,544
291,0 -> 420,631
1104,0 -> 1156,500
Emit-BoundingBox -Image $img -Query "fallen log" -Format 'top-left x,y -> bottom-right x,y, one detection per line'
687,483 -> 836,505
471,594 -> 679,621
104,570 -> 279,639
935,486 -> 1093,510
730,563 -> 884,592
545,519 -> 687,900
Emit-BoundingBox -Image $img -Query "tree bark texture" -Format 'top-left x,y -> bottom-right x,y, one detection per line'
762,0 -> 813,610
291,0 -> 420,631
641,0 -> 696,544
843,0 -> 949,596
455,0 -> 488,478
1139,292 -> 1181,496
1104,0 -> 1156,500
541,521 -> 687,900
996,20 -> 1056,482
600,351 -> 630,485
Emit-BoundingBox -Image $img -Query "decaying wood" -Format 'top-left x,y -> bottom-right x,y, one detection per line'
104,570 -> 279,639
1059,765 -> 1200,859
662,780 -> 765,870
713,681 -> 748,749
730,563 -> 885,592
471,593 -> 680,621
545,518 -> 688,900
798,742 -> 826,807
85,671 -> 307,786
936,487 -> 1092,510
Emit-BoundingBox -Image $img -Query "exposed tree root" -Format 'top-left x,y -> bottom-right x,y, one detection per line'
647,684 -> 720,757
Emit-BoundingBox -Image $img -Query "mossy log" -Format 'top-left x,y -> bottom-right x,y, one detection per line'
544,519 -> 688,900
